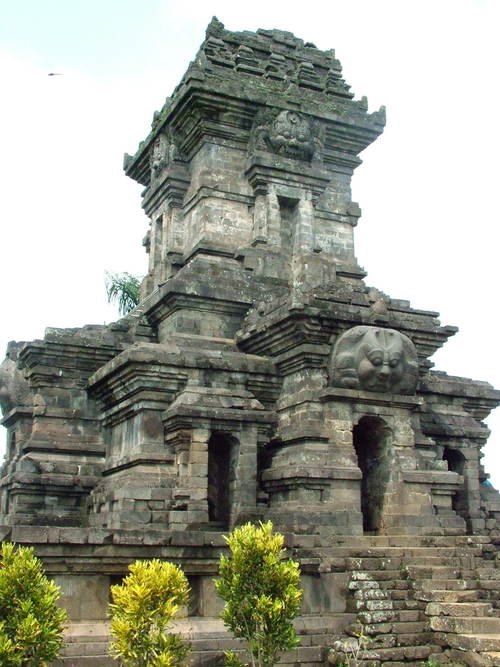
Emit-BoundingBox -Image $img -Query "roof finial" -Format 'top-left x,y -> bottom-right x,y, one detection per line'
206,16 -> 225,39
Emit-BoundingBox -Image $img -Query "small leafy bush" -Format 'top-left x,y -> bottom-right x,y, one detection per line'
0,542 -> 67,667
215,521 -> 302,667
109,559 -> 191,667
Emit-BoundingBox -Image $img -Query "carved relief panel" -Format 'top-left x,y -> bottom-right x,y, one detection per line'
329,326 -> 419,395
150,131 -> 179,183
250,109 -> 323,163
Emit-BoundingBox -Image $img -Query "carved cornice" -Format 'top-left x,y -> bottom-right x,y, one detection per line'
262,466 -> 361,484
162,387 -> 277,435
124,21 -> 385,189
87,346 -> 189,415
18,328 -> 127,388
236,286 -> 458,371
245,152 -> 332,200
420,372 -> 500,421
274,343 -> 330,375
142,163 -> 190,218
87,342 -> 282,420
1,406 -> 33,428
319,386 -> 423,410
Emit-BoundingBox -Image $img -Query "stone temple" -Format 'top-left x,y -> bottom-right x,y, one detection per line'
2,18 -> 500,667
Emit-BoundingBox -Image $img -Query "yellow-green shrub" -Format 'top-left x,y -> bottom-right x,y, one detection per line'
109,559 -> 191,667
215,521 -> 302,667
0,542 -> 67,667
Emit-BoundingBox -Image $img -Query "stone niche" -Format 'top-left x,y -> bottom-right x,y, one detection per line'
1,17 -> 500,667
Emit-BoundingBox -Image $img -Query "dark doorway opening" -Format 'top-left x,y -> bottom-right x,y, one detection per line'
278,196 -> 298,250
207,433 -> 234,529
353,416 -> 391,534
442,446 -> 467,521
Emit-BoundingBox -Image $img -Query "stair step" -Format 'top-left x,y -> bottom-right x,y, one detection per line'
416,589 -> 479,603
406,565 -> 460,579
53,659 -> 110,667
404,557 -> 464,567
426,602 -> 494,617
412,579 -> 478,591
350,570 -> 404,581
357,644 -> 433,662
358,535 -> 490,548
476,568 -> 500,580
447,634 -> 500,652
64,623 -> 110,641
479,580 -> 500,591
60,642 -> 110,657
353,588 -> 389,601
346,598 -> 393,613
342,537 -> 500,661
430,616 -> 500,634
480,651 -> 500,666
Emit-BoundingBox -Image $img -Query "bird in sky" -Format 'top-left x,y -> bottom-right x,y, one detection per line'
48,72 -> 62,76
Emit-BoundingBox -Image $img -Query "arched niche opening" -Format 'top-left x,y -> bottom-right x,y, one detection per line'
207,433 -> 238,529
442,447 -> 465,475
353,416 -> 391,534
442,446 -> 468,524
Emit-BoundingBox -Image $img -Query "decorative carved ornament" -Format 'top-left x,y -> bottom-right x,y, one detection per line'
149,131 -> 179,182
0,355 -> 33,416
250,109 -> 323,163
329,326 -> 419,395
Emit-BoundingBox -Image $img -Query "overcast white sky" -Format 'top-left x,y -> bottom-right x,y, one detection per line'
1,0 -> 499,484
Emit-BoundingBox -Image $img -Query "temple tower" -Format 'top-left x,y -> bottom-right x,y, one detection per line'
1,19 -> 500,667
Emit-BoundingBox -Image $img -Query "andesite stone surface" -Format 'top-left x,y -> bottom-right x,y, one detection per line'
1,18 -> 500,667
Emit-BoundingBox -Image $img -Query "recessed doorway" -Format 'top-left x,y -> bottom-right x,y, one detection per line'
353,416 -> 391,534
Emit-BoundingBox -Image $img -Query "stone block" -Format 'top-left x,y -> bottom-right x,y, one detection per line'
187,510 -> 208,524
430,616 -> 500,634
11,526 -> 48,543
403,645 -> 432,660
448,634 -> 500,652
366,599 -> 393,611
426,602 -> 493,617
297,646 -> 322,662
366,634 -> 396,649
358,610 -> 396,624
59,528 -> 88,544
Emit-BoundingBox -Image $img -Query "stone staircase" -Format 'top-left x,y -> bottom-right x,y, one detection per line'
328,536 -> 500,667
413,562 -> 500,665
56,535 -> 500,667
53,622 -> 111,667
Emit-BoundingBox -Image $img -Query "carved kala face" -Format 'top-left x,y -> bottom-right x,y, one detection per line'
0,358 -> 13,415
271,111 -> 312,159
355,329 -> 404,392
150,133 -> 169,179
329,325 -> 419,395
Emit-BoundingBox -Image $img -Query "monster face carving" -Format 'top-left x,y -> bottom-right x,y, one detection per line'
150,131 -> 180,182
251,109 -> 323,162
356,328 -> 404,392
150,132 -> 169,181
329,326 -> 419,395
0,352 -> 33,416
270,111 -> 314,160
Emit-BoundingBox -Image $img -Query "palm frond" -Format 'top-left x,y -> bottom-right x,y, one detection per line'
105,271 -> 142,316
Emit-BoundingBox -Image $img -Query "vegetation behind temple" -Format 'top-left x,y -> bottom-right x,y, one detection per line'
105,270 -> 142,316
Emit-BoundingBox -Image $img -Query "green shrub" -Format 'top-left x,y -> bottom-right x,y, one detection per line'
0,542 -> 67,667
109,559 -> 191,667
215,521 -> 302,667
